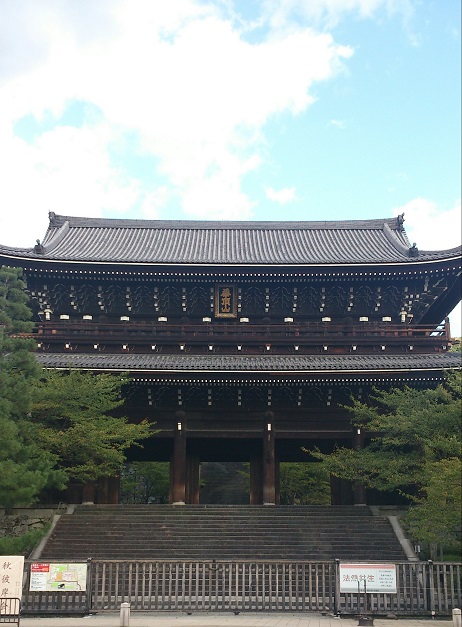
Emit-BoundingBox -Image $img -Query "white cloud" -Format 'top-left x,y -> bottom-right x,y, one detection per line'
328,118 -> 346,129
392,198 -> 462,337
0,0 -> 354,244
0,124 -> 144,246
139,188 -> 172,220
265,186 -> 296,204
393,198 -> 461,251
182,176 -> 255,220
261,0 -> 414,29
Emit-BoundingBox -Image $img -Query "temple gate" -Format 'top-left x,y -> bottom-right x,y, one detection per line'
1,213 -> 460,504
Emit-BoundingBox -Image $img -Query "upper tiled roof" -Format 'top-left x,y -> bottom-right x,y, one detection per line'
36,352 -> 461,375
1,213 -> 460,266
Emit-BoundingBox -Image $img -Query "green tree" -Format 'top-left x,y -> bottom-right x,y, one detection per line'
405,457 -> 461,558
120,462 -> 170,504
279,462 -> 331,505
0,266 -> 64,512
310,372 -> 462,552
449,337 -> 461,352
31,369 -> 152,484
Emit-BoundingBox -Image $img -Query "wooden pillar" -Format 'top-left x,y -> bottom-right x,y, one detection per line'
82,481 -> 95,504
262,421 -> 276,505
172,415 -> 186,505
108,475 -> 120,504
97,477 -> 109,504
353,427 -> 367,505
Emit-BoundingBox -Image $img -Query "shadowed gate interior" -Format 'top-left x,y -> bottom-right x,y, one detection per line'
126,435 -> 352,506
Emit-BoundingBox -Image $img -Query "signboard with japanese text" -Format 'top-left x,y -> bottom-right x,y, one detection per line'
29,562 -> 87,592
214,285 -> 237,318
0,556 -> 24,604
339,563 -> 397,594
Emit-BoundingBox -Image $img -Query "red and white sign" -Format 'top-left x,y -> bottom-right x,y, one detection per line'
339,563 -> 397,593
29,562 -> 87,592
31,563 -> 49,573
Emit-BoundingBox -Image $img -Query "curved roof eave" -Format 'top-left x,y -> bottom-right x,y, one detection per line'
36,352 -> 462,375
0,247 -> 460,271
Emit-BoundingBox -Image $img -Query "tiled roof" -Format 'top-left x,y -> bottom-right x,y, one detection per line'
36,352 -> 461,375
1,213 -> 460,266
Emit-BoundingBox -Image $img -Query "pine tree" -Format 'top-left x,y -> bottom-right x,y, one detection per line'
0,266 -> 64,513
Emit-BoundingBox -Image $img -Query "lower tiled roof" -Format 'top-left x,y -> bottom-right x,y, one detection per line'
36,352 -> 461,374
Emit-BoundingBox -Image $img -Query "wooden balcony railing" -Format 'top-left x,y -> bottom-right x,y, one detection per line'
30,320 -> 451,353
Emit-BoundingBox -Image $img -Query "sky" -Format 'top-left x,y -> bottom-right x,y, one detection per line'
0,0 -> 460,333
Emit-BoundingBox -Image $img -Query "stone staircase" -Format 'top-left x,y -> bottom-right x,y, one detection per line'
40,504 -> 407,562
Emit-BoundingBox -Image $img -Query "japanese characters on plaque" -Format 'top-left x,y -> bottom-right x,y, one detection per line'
0,556 -> 24,604
214,285 -> 237,319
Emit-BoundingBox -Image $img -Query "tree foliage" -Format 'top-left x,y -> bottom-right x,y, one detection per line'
310,371 -> 462,550
1,266 -> 153,510
0,525 -> 51,556
120,462 -> 170,504
31,369 -> 152,483
0,266 -> 64,512
405,457 -> 461,552
279,462 -> 331,505
450,337 -> 461,352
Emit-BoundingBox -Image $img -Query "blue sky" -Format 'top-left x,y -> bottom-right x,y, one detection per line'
0,0 -> 460,332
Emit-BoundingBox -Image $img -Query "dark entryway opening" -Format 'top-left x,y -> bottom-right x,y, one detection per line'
199,461 -> 249,504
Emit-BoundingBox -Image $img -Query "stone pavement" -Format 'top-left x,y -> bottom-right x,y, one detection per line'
18,612 -> 453,626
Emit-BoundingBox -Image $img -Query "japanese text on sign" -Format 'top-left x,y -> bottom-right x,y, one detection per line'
0,556 -> 24,608
339,563 -> 397,593
214,285 -> 237,318
29,562 -> 87,592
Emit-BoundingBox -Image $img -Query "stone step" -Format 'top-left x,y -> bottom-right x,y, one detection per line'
41,504 -> 406,562
52,521 -> 389,528
73,506 -> 372,516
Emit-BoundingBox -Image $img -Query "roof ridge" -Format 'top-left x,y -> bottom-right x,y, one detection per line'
47,212 -> 403,231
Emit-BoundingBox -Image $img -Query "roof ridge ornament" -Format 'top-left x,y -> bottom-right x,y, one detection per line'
397,213 -> 405,230
409,242 -> 419,257
34,239 -> 44,254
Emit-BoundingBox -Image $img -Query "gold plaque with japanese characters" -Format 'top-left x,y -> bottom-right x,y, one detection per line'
214,285 -> 237,318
